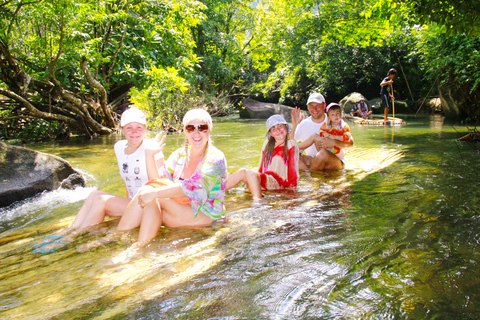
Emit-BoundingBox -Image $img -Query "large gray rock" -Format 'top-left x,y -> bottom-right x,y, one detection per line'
240,98 -> 295,121
0,142 -> 85,207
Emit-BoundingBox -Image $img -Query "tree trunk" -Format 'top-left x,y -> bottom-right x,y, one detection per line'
0,40 -> 114,139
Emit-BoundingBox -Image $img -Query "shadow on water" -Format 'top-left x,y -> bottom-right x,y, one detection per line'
1,114 -> 480,319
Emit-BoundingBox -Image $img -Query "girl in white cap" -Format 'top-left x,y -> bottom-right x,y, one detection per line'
226,114 -> 299,201
71,107 -> 165,230
34,107 -> 165,253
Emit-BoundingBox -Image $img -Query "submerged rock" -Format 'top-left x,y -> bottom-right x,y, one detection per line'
0,142 -> 86,207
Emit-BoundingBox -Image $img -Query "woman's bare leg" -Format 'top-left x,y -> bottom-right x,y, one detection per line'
137,199 -> 163,243
161,199 -> 213,228
116,193 -> 147,232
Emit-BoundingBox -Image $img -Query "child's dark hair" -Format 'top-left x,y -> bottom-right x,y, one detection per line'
388,68 -> 397,76
263,124 -> 289,168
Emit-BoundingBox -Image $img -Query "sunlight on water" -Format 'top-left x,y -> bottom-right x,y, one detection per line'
1,115 -> 480,319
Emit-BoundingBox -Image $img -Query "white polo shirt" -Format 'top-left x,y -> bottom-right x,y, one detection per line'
294,116 -> 328,157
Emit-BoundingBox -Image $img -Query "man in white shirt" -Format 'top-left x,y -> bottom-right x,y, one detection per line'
293,93 -> 353,170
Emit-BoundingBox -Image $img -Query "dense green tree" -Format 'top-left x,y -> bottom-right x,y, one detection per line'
246,0 -> 417,105
2,0 -> 479,141
189,0 -> 254,93
399,0 -> 480,36
418,30 -> 480,120
0,0 -> 203,140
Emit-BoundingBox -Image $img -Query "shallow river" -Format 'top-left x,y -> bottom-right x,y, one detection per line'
1,114 -> 479,319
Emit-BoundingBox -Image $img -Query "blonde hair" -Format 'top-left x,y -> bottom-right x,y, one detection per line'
182,108 -> 213,163
182,108 -> 213,129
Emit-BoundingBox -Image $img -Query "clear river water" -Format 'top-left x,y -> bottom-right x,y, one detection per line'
0,114 -> 479,319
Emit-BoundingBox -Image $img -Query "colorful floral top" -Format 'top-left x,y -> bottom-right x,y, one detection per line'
258,139 -> 299,190
159,145 -> 227,220
319,119 -> 352,162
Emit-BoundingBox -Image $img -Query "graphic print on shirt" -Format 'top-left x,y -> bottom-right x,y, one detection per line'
134,159 -> 140,174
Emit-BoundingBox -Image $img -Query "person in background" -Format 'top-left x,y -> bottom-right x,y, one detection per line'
226,114 -> 299,201
350,97 -> 372,119
380,68 -> 397,122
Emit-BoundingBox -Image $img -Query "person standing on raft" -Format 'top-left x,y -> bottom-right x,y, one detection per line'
380,68 -> 397,123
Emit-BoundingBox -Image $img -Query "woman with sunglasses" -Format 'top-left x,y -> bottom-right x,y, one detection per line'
102,108 -> 228,246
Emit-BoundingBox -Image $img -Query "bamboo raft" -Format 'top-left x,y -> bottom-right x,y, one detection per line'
344,114 -> 406,126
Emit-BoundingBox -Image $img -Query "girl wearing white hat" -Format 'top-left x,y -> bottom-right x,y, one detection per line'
33,107 -> 165,253
71,107 -> 165,229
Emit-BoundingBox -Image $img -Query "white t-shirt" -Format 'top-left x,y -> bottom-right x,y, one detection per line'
114,140 -> 149,199
294,115 -> 328,157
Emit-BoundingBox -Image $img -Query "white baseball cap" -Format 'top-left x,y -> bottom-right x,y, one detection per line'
307,93 -> 325,105
120,108 -> 147,127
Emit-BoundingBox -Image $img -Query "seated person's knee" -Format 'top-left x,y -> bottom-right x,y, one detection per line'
245,169 -> 257,179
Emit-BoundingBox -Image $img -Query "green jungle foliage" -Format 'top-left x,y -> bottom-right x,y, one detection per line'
0,0 -> 479,141
419,30 -> 480,122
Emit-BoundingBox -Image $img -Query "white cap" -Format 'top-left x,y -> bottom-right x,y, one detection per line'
120,108 -> 147,127
307,93 -> 325,106
266,114 -> 291,139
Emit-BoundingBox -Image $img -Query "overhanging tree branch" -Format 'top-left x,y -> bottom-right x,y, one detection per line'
0,87 -> 79,124
80,56 -> 115,127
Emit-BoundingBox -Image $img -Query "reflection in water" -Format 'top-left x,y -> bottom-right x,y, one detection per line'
1,116 -> 480,319
429,114 -> 445,132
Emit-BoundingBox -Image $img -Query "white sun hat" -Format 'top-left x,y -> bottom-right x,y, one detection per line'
120,108 -> 147,127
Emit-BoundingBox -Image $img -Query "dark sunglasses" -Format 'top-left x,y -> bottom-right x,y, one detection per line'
185,124 -> 209,133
